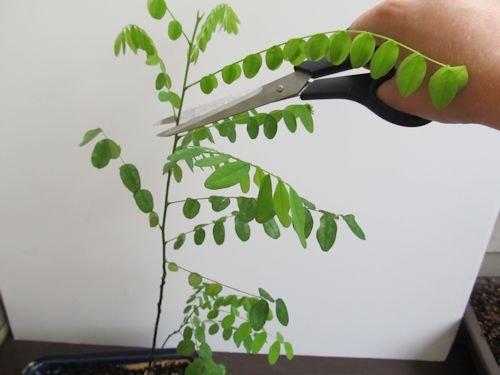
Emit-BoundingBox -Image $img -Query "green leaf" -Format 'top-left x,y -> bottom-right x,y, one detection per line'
205,283 -> 223,297
237,197 -> 256,223
145,54 -> 160,66
305,33 -> 329,62
199,343 -> 212,360
327,30 -> 351,65
316,213 -> 337,252
289,188 -> 306,248
276,298 -> 289,326
235,219 -> 251,242
253,167 -> 264,188
194,228 -> 206,245
240,173 -> 250,193
133,189 -> 154,213
258,288 -> 275,303
221,314 -> 235,329
205,161 -> 250,190
147,0 -> 167,20
304,208 -> 314,239
263,218 -> 280,239
370,40 -> 399,79
268,341 -> 281,365
249,299 -> 269,331
155,72 -> 172,90
80,128 -> 102,147
196,4 -> 240,54
195,155 -> 230,168
256,175 -> 275,224
188,272 -> 203,288
119,164 -> 141,193
283,110 -> 297,133
114,32 -> 123,57
174,233 -> 186,250
91,139 -> 121,169
158,91 -> 181,108
265,45 -> 284,70
149,211 -> 159,227
177,339 -> 195,356
243,53 -> 262,79
428,66 -> 459,109
213,220 -> 225,245
263,115 -> 278,139
450,65 -> 469,92
222,63 -> 242,85
200,74 -> 218,95
243,335 -> 253,354
209,196 -> 231,212
396,53 -> 427,96
284,342 -> 294,360
168,20 -> 183,41
208,323 -> 219,335
183,327 -> 193,340
222,327 -> 232,341
273,180 -> 291,227
276,332 -> 284,344
350,32 -> 376,68
173,164 -> 183,183
183,198 -> 201,219
290,105 -> 314,133
284,38 -> 306,66
301,197 -> 316,210
246,117 -> 259,139
207,309 -> 219,320
168,262 -> 179,272
170,146 -> 214,163
342,214 -> 366,240
234,322 -> 252,347
252,332 -> 267,354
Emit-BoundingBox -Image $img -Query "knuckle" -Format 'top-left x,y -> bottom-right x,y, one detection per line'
374,0 -> 407,22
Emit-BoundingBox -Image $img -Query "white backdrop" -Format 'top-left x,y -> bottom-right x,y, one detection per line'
1,0 -> 499,362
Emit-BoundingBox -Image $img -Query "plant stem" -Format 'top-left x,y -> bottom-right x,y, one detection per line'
148,13 -> 202,369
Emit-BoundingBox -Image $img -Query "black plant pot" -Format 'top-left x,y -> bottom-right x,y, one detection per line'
22,348 -> 193,375
463,304 -> 500,375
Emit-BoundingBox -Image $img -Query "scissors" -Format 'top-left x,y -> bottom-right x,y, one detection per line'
156,58 -> 430,137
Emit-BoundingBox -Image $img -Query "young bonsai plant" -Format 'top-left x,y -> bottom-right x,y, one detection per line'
79,1 -> 468,373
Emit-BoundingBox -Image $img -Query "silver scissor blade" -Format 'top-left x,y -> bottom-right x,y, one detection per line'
157,71 -> 311,137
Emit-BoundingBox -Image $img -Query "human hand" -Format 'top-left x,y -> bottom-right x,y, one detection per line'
351,0 -> 500,130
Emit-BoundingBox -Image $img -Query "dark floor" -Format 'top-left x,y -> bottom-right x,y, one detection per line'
0,329 -> 478,375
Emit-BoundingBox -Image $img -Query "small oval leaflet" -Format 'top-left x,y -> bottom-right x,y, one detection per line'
268,341 -> 281,365
255,175 -> 275,224
350,32 -> 376,68
396,53 -> 427,97
133,189 -> 154,213
194,228 -> 206,245
147,0 -> 167,20
235,219 -> 251,242
209,196 -> 231,212
149,211 -> 159,228
276,298 -> 289,326
183,198 -> 201,219
168,262 -> 179,272
249,299 -> 269,331
328,30 -> 351,65
168,20 -> 183,41
342,214 -> 366,240
204,161 -> 250,190
188,272 -> 202,288
251,332 -> 267,354
177,339 -> 195,357
222,63 -> 242,85
243,53 -> 262,79
429,66 -> 459,109
119,164 -> 141,193
316,213 -> 338,252
306,33 -> 329,62
258,288 -> 275,303
283,38 -> 306,66
263,218 -> 280,239
289,187 -> 307,248
173,233 -> 186,250
91,139 -> 121,169
263,115 -> 278,139
266,45 -> 284,71
273,180 -> 291,228
370,40 -> 399,79
80,128 -> 102,147
200,74 -> 218,94
213,220 -> 225,245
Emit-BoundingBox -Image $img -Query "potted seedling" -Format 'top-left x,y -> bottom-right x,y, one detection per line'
23,1 -> 468,374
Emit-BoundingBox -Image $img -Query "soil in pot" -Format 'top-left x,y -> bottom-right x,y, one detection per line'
42,359 -> 190,375
470,277 -> 500,365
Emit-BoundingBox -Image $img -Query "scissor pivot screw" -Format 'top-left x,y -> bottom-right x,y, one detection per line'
276,84 -> 285,93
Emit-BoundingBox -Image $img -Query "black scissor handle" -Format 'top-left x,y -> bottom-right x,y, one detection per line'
295,60 -> 431,128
